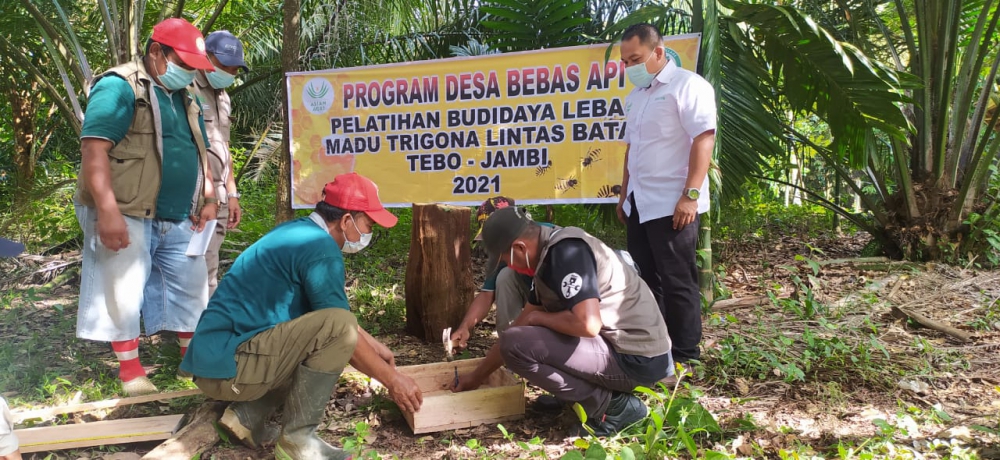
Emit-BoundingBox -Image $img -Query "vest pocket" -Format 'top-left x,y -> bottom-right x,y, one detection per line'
108,148 -> 146,204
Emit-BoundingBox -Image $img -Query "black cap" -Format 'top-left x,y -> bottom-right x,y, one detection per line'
482,207 -> 531,270
474,196 -> 515,241
0,237 -> 24,257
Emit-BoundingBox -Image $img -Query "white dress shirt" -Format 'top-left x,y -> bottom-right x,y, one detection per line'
622,60 -> 717,223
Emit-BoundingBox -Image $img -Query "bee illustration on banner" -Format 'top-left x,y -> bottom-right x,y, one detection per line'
581,147 -> 602,169
535,160 -> 553,177
597,184 -> 622,198
555,175 -> 579,194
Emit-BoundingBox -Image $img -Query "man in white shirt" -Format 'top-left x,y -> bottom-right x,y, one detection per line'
615,23 -> 717,364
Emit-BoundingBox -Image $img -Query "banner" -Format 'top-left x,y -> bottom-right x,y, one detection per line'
287,34 -> 701,208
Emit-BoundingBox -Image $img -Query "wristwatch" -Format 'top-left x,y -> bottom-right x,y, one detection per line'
684,188 -> 700,200
204,197 -> 219,204
227,192 -> 241,199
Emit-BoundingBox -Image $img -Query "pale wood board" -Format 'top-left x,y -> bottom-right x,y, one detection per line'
12,389 -> 203,423
394,358 -> 526,434
16,414 -> 184,453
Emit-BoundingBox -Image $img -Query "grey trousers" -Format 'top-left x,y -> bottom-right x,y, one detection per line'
494,267 -> 531,332
499,326 -> 642,417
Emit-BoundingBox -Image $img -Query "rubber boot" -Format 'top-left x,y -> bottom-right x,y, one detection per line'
273,365 -> 350,460
574,392 -> 648,437
220,386 -> 286,448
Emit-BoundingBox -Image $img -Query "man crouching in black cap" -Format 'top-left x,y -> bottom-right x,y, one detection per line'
450,207 -> 674,437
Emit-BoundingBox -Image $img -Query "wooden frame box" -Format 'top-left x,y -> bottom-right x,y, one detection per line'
394,358 -> 525,434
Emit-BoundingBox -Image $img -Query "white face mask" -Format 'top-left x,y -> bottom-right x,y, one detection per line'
341,215 -> 372,254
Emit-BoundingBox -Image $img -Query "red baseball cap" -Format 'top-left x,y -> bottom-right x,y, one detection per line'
150,18 -> 214,71
322,173 -> 398,228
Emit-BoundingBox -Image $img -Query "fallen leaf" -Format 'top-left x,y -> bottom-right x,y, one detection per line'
936,426 -> 973,441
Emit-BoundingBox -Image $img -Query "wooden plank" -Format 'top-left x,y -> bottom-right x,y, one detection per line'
394,358 -> 525,434
16,414 -> 184,453
12,389 -> 203,423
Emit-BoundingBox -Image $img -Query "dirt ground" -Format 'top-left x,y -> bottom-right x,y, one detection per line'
4,229 -> 1000,459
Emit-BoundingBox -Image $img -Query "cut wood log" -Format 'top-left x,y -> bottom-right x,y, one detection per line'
142,401 -> 226,460
817,256 -> 889,266
711,295 -> 776,311
405,203 -> 476,341
12,389 -> 203,423
16,414 -> 183,453
891,306 -> 973,343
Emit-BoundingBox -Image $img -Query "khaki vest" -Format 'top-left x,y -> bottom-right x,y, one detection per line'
533,226 -> 671,357
194,72 -> 233,204
76,59 -> 210,218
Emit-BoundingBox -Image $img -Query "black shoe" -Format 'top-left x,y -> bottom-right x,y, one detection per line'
534,394 -> 566,412
574,392 -> 648,437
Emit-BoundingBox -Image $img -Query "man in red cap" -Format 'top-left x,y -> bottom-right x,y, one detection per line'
74,17 -> 219,396
181,173 -> 421,459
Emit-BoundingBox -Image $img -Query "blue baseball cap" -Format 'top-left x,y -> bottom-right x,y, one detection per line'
0,237 -> 24,257
204,30 -> 248,72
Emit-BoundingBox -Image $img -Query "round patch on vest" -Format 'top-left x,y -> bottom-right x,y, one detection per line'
561,273 -> 583,299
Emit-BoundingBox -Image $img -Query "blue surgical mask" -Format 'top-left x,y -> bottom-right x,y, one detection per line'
160,61 -> 197,91
207,69 -> 236,89
342,215 -> 372,254
625,52 -> 656,88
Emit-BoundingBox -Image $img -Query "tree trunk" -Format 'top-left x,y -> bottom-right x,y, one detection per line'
698,207 -> 713,306
142,401 -> 226,460
405,204 -> 475,341
8,87 -> 38,207
276,0 -> 300,224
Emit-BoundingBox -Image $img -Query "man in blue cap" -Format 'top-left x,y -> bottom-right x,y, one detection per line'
196,30 -> 249,302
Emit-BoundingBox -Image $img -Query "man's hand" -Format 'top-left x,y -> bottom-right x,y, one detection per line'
227,197 -> 242,229
616,198 -> 627,226
97,208 -> 130,251
386,371 -> 423,413
191,203 -> 219,232
450,327 -> 471,350
512,310 -> 538,328
673,197 -> 698,230
449,372 -> 485,393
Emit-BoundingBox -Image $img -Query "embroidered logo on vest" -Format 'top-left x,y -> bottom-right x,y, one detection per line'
561,273 -> 583,299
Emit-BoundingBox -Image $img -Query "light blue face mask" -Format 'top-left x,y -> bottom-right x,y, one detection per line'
207,69 -> 237,89
625,52 -> 656,88
160,60 -> 197,91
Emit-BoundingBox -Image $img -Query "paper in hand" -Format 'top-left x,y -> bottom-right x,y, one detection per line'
185,219 -> 218,256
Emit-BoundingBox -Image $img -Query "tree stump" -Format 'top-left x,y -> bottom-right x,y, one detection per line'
141,401 -> 226,460
405,203 -> 475,341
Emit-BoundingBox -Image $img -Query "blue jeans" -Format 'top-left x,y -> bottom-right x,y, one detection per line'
76,204 -> 208,341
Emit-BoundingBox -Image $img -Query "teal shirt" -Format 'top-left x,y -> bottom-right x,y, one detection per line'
180,217 -> 350,379
82,75 -> 210,221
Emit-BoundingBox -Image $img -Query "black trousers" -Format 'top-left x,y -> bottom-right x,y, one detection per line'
626,194 -> 702,363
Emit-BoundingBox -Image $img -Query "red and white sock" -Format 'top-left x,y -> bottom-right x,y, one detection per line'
178,332 -> 194,358
111,338 -> 146,382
